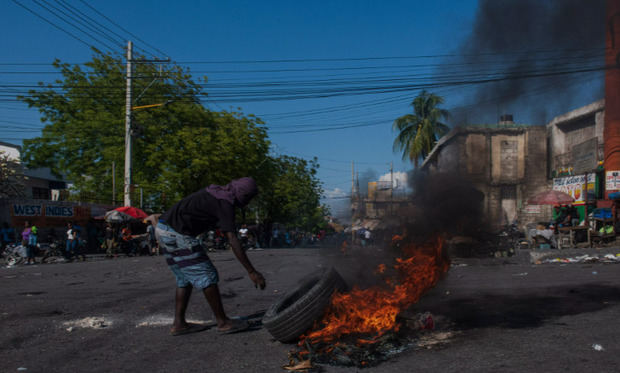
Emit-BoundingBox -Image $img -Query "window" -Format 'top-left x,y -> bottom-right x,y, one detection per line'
32,187 -> 50,200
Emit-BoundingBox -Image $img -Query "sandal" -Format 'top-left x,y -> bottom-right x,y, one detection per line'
170,323 -> 209,336
217,318 -> 250,334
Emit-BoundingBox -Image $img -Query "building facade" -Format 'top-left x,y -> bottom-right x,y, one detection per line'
421,121 -> 549,231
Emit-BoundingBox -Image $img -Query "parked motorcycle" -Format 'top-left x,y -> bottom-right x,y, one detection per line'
2,243 -> 27,266
40,240 -> 65,263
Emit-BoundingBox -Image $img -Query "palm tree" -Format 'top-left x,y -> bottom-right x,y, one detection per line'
392,90 -> 450,167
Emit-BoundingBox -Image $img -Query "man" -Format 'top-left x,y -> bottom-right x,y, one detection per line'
238,224 -> 249,248
120,224 -> 134,256
155,177 -> 266,336
145,220 -> 158,255
566,204 -> 580,226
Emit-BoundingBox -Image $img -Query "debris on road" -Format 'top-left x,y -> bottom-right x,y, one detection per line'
136,314 -> 213,328
62,317 -> 111,330
536,254 -> 620,264
592,343 -> 605,351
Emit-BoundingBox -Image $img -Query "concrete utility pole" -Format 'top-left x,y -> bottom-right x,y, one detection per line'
390,162 -> 393,215
112,161 -> 116,204
124,41 -> 133,207
351,161 -> 355,243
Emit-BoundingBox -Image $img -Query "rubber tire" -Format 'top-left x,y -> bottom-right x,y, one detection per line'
262,267 -> 347,343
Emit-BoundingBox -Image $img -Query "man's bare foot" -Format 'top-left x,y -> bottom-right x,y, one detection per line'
216,318 -> 250,334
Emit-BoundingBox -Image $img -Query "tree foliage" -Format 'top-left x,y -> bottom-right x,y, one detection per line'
0,151 -> 27,198
393,90 -> 450,167
257,155 -> 325,230
18,50 -> 327,230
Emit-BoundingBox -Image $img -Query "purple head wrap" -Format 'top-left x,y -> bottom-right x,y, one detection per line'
205,177 -> 258,207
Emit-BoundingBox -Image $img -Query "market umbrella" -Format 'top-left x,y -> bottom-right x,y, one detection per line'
527,190 -> 575,205
104,206 -> 148,223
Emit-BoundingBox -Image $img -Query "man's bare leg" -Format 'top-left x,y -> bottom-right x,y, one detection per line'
202,284 -> 232,329
172,286 -> 193,331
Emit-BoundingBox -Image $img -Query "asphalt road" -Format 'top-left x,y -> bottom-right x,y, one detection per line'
1,247 -> 619,373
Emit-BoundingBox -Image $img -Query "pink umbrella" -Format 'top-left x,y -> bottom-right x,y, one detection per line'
527,190 -> 575,205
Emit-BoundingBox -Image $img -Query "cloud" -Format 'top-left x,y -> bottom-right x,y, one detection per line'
378,171 -> 408,190
324,187 -> 348,199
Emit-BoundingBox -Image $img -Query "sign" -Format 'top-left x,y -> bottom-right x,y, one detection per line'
12,204 -> 43,216
11,203 -> 80,218
523,204 -> 542,214
553,174 -> 595,202
45,205 -> 74,217
572,138 -> 598,174
606,171 -> 620,191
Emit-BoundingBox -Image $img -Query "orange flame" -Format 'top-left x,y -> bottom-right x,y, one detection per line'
301,237 -> 448,346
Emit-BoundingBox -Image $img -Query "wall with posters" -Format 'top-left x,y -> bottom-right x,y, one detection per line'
552,174 -> 596,202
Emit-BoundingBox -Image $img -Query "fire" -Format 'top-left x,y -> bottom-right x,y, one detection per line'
301,237 -> 448,346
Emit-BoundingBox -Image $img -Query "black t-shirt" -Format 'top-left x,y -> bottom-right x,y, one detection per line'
160,189 -> 236,236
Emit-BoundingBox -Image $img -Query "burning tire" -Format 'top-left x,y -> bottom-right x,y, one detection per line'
262,267 -> 347,343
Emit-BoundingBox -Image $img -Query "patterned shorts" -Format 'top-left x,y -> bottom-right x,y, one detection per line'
155,222 -> 219,289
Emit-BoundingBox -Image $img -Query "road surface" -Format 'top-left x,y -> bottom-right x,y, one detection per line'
1,247 -> 619,372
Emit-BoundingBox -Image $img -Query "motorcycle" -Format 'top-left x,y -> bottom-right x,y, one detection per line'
40,239 -> 66,263
2,243 -> 27,266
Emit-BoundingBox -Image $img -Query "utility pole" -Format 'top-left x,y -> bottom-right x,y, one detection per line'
112,161 -> 116,204
390,162 -> 394,215
124,41 -> 133,207
351,161 -> 355,243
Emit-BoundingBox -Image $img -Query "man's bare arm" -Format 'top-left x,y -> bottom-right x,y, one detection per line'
226,232 -> 266,289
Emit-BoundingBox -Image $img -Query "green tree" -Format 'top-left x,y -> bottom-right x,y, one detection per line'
17,50 -> 326,230
392,90 -> 450,167
257,155 -> 325,230
0,151 -> 27,198
18,50 -> 270,209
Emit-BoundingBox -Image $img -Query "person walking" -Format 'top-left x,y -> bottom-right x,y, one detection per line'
1,222 -> 15,250
21,221 -> 35,264
65,222 -> 77,260
155,177 -> 266,336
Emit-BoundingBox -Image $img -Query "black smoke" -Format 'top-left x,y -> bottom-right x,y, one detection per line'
403,171 -> 486,242
446,0 -> 605,126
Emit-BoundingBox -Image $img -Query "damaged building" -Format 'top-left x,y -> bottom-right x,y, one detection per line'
419,100 -> 605,232
420,116 -> 548,231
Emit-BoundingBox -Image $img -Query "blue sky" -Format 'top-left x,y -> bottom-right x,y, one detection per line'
0,1 -> 605,217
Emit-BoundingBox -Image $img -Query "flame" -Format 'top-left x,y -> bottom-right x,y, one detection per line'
301,237 -> 448,346
374,263 -> 387,275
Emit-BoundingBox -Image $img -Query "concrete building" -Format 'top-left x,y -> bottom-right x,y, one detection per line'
548,100 -> 604,177
0,141 -> 67,200
421,118 -> 549,231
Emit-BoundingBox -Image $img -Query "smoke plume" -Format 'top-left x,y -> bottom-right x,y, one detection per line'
446,0 -> 605,126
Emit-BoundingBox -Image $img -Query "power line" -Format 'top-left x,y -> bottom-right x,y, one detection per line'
30,0 -> 119,52
77,0 -> 168,59
38,0 -> 124,50
10,0 -> 96,49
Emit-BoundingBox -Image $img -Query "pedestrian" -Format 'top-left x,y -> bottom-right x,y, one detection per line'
155,177 -> 266,336
65,222 -> 78,260
104,222 -> 117,258
21,221 -> 35,264
238,224 -> 249,248
28,224 -> 38,264
364,228 -> 372,246
145,220 -> 158,255
1,222 -> 15,250
120,224 -> 134,256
